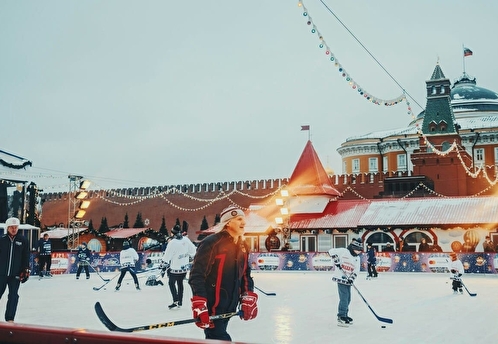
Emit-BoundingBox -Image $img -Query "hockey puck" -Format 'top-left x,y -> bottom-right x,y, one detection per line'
381,326 -> 386,328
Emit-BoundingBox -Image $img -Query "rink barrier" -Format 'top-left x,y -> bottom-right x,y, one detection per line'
0,322 -> 245,344
28,251 -> 498,276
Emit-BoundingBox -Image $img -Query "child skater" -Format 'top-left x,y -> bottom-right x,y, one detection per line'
449,252 -> 464,294
328,237 -> 363,327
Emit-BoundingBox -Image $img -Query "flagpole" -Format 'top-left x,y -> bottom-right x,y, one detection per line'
462,44 -> 465,75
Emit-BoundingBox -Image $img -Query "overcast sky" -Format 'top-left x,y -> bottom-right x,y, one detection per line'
1,0 -> 497,193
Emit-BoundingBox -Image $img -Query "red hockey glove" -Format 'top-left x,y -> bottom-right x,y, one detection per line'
191,296 -> 213,329
240,291 -> 258,321
18,269 -> 30,283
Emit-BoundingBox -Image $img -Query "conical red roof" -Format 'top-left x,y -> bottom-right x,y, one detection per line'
288,140 -> 341,196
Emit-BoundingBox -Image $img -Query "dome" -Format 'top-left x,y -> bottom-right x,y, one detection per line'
414,73 -> 498,122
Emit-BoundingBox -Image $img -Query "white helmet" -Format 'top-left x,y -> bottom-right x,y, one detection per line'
5,217 -> 20,227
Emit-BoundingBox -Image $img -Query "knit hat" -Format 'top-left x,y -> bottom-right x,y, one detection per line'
171,225 -> 181,234
219,206 -> 245,227
5,217 -> 20,227
349,238 -> 363,251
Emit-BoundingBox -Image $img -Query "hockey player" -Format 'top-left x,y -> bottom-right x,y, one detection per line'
37,233 -> 52,278
366,242 -> 378,279
328,237 -> 363,327
75,242 -> 91,279
449,252 -> 464,294
145,258 -> 163,286
115,241 -> 140,291
160,225 -> 197,309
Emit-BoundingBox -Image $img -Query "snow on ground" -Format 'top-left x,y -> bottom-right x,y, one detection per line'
2,271 -> 497,344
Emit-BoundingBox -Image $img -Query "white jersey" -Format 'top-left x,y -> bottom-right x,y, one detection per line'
328,247 -> 361,279
449,259 -> 464,275
119,247 -> 139,267
161,236 -> 197,274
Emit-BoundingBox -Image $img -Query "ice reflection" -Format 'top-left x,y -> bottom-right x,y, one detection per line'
272,306 -> 293,344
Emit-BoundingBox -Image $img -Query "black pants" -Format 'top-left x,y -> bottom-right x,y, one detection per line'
367,263 -> 378,277
0,275 -> 21,321
117,267 -> 139,286
76,263 -> 90,278
204,318 -> 232,341
168,272 -> 187,303
39,254 -> 51,275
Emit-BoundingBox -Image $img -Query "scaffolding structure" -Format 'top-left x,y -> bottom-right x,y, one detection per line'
67,175 -> 90,250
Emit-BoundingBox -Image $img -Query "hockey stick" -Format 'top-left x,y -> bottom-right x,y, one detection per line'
351,283 -> 393,324
88,264 -> 110,282
254,285 -> 276,296
334,262 -> 393,324
94,302 -> 241,332
461,282 -> 477,297
93,272 -> 120,291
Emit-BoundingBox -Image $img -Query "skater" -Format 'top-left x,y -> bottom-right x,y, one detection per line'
160,225 -> 196,309
115,241 -> 140,291
449,252 -> 464,294
145,258 -> 163,286
366,242 -> 378,279
328,237 -> 363,327
37,233 -> 52,278
75,242 -> 91,279
0,217 -> 30,322
189,205 -> 258,341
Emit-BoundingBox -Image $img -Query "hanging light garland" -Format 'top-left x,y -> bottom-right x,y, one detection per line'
297,1 -> 409,110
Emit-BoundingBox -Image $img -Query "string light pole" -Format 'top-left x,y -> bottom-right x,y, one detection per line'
68,175 -> 91,250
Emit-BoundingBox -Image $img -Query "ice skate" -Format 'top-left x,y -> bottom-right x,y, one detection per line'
168,301 -> 180,310
337,316 -> 350,327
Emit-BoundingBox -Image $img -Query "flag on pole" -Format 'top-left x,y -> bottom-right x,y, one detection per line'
463,47 -> 473,57
301,125 -> 310,131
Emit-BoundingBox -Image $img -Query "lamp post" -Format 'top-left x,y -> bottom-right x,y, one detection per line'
68,175 -> 91,250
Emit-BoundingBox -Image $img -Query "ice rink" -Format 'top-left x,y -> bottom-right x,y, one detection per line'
3,271 -> 497,344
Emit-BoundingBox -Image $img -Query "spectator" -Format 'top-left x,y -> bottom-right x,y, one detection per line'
482,236 -> 495,253
418,238 -> 431,252
383,243 -> 395,252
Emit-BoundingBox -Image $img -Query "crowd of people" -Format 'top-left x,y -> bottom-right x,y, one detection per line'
2,211 -> 497,341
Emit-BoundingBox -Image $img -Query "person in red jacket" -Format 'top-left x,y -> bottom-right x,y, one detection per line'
189,205 -> 258,341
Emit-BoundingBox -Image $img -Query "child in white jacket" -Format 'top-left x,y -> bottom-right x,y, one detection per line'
328,238 -> 363,327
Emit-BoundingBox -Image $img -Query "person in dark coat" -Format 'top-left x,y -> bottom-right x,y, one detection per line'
0,217 -> 30,322
189,206 -> 257,341
75,242 -> 91,279
366,242 -> 378,278
418,238 -> 431,252
37,233 -> 52,277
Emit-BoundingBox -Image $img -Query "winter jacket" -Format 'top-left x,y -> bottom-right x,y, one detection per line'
367,247 -> 377,264
189,230 -> 254,315
119,247 -> 138,268
328,247 -> 361,280
161,236 -> 196,274
0,234 -> 30,277
77,247 -> 92,265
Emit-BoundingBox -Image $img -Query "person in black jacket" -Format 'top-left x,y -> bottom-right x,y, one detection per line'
366,242 -> 378,279
0,217 -> 30,322
37,233 -> 52,277
189,205 -> 258,341
75,242 -> 91,279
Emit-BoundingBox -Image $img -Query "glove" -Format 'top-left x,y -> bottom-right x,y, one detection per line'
239,291 -> 258,321
450,269 -> 456,274
18,269 -> 30,283
160,262 -> 170,278
191,296 -> 213,329
331,254 -> 341,268
347,273 -> 357,284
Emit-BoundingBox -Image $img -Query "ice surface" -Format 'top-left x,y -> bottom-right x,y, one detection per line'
3,271 -> 497,343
